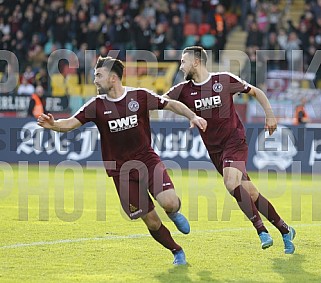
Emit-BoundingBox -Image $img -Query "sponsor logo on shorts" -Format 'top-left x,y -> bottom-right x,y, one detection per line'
129,204 -> 142,218
129,209 -> 143,218
190,92 -> 198,96
162,182 -> 172,187
104,110 -> 112,114
108,114 -> 138,132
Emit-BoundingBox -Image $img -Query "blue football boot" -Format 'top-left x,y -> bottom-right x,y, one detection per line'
259,232 -> 273,249
168,212 -> 190,234
282,227 -> 296,254
172,249 -> 187,265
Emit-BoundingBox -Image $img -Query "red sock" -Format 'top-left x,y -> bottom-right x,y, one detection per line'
254,194 -> 290,234
149,224 -> 182,252
231,186 -> 268,234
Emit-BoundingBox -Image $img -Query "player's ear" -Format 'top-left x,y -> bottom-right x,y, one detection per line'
194,58 -> 199,67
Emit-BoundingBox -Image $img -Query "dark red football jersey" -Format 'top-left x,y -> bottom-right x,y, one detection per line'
74,87 -> 168,175
165,72 -> 251,153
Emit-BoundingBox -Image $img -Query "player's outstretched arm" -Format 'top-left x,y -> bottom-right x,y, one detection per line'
164,100 -> 207,132
248,86 -> 277,136
37,113 -> 82,132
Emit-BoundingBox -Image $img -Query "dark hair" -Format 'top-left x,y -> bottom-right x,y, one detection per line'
183,46 -> 208,65
95,56 -> 125,79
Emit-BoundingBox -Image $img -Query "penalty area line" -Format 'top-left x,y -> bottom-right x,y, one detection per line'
1,223 -> 320,249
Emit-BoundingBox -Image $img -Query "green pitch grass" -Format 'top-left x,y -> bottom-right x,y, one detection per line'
0,164 -> 321,282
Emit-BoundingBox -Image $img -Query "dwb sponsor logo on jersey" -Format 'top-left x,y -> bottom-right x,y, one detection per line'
194,95 -> 222,110
108,115 -> 138,132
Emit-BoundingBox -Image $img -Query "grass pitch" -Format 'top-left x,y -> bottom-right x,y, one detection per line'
0,164 -> 321,282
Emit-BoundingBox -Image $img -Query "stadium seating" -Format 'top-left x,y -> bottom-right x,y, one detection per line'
201,34 -> 216,49
183,23 -> 198,36
82,84 -> 97,97
182,35 -> 197,48
51,74 -> 67,96
198,23 -> 211,36
139,75 -> 156,90
66,74 -> 82,96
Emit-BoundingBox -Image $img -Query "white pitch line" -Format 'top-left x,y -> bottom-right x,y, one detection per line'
1,223 -> 320,250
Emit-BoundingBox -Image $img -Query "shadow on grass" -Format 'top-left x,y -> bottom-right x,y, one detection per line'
272,254 -> 321,282
154,264 -> 217,283
154,264 -> 262,283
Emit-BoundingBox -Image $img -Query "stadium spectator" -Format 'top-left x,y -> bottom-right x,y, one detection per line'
277,27 -> 288,50
76,43 -> 92,84
37,55 -> 208,265
163,46 -> 296,254
264,31 -> 283,71
151,23 -> 167,61
17,77 -> 35,96
189,0 -> 203,25
132,16 -> 152,51
22,66 -> 35,85
109,11 -> 131,60
285,31 -> 302,71
27,44 -> 47,73
208,4 -> 227,62
167,15 -> 184,50
168,2 -> 182,24
142,0 -> 156,26
154,1 -> 169,24
8,7 -> 22,35
294,98 -> 310,125
127,0 -> 140,19
27,85 -> 46,118
52,15 -> 70,48
0,0 -> 275,100
256,4 -> 269,34
11,30 -> 27,70
21,4 -> 37,44
246,21 -> 264,50
35,67 -> 49,92
37,10 -> 50,44
267,3 -> 283,33
0,63 -> 18,95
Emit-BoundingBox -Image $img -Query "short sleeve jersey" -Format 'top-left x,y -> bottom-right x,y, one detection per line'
74,87 -> 168,176
165,72 -> 251,153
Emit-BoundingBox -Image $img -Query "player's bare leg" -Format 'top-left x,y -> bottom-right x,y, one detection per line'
156,189 -> 190,234
242,180 -> 296,254
141,209 -> 186,265
223,167 -> 273,249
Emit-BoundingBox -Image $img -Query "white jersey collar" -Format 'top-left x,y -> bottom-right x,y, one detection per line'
105,87 -> 128,102
192,73 -> 211,86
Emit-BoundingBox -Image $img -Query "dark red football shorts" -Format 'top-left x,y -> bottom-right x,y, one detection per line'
209,139 -> 251,181
112,155 -> 174,219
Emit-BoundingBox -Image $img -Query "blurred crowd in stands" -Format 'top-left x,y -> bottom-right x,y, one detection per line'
0,0 -> 320,104
0,0 -> 235,96
242,0 -> 321,89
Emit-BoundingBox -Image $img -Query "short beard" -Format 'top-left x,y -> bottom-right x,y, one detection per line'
97,86 -> 110,95
97,88 -> 106,95
185,72 -> 194,81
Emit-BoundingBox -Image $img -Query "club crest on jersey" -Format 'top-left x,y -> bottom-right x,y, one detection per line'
128,100 -> 139,112
213,82 -> 223,92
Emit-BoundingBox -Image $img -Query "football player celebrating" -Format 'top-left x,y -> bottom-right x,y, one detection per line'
163,46 -> 295,254
38,56 -> 207,265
